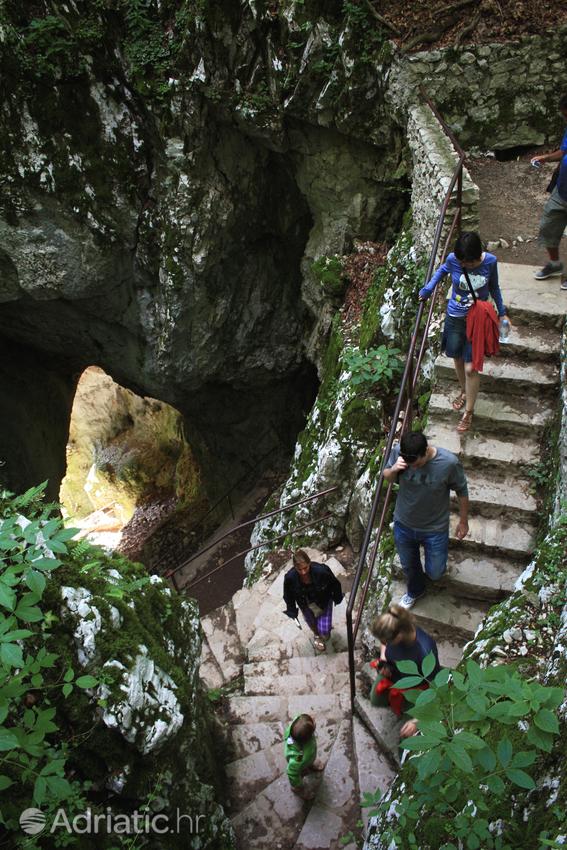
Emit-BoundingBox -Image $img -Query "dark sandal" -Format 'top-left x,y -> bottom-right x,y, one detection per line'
451,391 -> 467,411
457,411 -> 473,433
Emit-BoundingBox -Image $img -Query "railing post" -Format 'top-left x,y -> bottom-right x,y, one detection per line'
456,166 -> 463,233
347,608 -> 356,712
407,353 -> 414,428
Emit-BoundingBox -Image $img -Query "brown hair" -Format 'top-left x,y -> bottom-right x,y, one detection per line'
293,549 -> 310,568
370,604 -> 415,644
291,714 -> 315,745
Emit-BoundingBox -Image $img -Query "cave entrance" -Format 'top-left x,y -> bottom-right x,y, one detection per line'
60,366 -> 200,555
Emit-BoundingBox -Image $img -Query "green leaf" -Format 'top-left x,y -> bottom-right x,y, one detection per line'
450,670 -> 466,690
485,774 -> 505,795
497,738 -> 513,767
46,775 -> 72,798
33,775 -> 47,805
534,709 -> 559,734
418,721 -> 447,740
0,728 -> 19,751
0,775 -> 13,790
76,675 -> 98,689
421,652 -> 436,678
466,833 -> 480,850
0,582 -> 16,612
25,568 -> 46,596
511,750 -> 536,768
541,687 -> 564,710
465,659 -> 482,684
0,628 -> 33,642
505,768 -> 535,790
452,731 -> 485,750
395,660 -> 419,675
434,668 -> 451,686
393,675 -> 424,689
400,735 -> 441,752
14,603 -> 43,622
447,745 -> 473,773
63,668 -> 74,683
416,748 -> 442,780
0,642 -> 24,668
476,747 -> 496,771
62,683 -> 73,698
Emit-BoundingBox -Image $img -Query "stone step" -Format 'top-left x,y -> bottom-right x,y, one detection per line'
425,421 -> 539,470
293,719 -> 359,850
226,717 -> 340,815
226,742 -> 288,813
233,577 -> 278,648
429,388 -> 554,438
230,772 -> 311,849
393,549 -> 522,601
353,695 -> 402,769
449,514 -> 535,559
244,668 -> 351,697
495,322 -> 561,362
436,637 -> 465,668
390,580 -> 491,642
226,721 -> 284,761
244,652 -> 351,681
498,264 -> 567,330
198,637 -> 226,690
226,693 -> 351,725
449,467 -> 537,520
352,716 -> 396,835
201,600 -> 245,683
435,354 -> 559,397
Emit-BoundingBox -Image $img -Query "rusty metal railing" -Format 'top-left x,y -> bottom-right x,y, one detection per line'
165,486 -> 339,591
346,143 -> 466,709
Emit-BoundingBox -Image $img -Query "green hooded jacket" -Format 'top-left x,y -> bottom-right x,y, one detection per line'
284,715 -> 318,787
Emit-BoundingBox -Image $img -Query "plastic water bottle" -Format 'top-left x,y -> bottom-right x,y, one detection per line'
499,316 -> 511,343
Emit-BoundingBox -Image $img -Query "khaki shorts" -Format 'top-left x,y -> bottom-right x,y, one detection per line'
538,187 -> 567,248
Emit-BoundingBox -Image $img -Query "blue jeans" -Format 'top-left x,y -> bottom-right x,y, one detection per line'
394,521 -> 449,599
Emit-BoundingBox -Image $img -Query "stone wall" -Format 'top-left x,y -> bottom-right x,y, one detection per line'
404,28 -> 567,149
405,102 -> 479,256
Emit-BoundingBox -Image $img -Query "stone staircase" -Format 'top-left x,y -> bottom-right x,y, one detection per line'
198,265 -> 565,849
199,548 -> 396,850
389,263 -> 564,648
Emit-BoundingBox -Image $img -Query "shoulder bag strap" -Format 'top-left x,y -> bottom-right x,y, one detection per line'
462,267 -> 478,304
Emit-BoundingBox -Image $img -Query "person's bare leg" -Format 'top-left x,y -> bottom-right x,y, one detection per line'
464,364 -> 480,412
453,357 -> 466,391
547,246 -> 559,262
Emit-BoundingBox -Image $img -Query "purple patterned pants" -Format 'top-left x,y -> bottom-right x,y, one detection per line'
300,601 -> 334,638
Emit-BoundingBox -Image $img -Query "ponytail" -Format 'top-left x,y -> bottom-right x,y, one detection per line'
371,604 -> 415,643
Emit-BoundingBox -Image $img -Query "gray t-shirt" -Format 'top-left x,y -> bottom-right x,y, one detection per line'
386,445 -> 468,533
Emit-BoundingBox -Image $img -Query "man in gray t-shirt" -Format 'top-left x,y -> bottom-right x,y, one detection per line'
384,431 -> 469,609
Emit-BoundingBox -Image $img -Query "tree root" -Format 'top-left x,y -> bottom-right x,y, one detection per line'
362,0 -> 401,36
401,0 -> 481,51
454,8 -> 481,46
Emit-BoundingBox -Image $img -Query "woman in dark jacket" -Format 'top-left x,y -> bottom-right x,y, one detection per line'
283,550 -> 344,652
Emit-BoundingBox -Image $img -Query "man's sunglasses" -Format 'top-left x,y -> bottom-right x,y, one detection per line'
400,453 -> 419,464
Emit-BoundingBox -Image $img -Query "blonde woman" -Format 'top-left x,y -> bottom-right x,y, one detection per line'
370,604 -> 440,738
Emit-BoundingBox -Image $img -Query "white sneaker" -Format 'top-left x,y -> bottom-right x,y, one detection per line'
398,592 -> 425,609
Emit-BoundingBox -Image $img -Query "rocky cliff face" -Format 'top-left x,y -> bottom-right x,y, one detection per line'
0,0 -> 408,501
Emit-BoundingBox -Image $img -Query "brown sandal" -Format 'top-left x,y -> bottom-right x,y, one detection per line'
457,411 -> 473,433
451,391 -> 467,411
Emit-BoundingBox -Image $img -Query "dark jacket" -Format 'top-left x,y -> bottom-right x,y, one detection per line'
283,562 -> 344,619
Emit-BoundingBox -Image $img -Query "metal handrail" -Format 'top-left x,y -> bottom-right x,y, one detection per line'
346,151 -> 465,709
165,485 -> 338,589
183,513 -> 333,591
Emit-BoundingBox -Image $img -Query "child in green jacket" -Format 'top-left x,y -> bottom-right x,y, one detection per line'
284,714 -> 322,798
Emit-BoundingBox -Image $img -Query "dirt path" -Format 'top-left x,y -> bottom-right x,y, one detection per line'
468,155 -> 559,267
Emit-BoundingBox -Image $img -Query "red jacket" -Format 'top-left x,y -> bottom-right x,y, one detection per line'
466,301 -> 500,372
